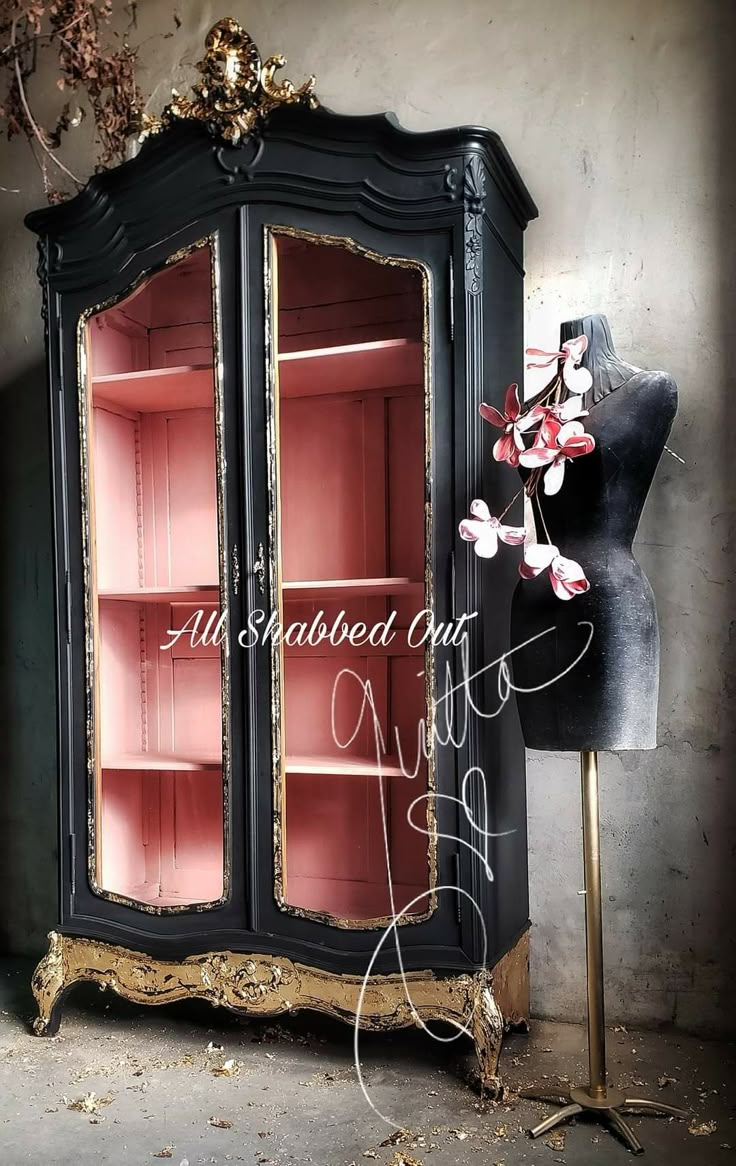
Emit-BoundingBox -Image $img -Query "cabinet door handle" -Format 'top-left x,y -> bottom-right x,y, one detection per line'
253,542 -> 266,595
231,544 -> 241,595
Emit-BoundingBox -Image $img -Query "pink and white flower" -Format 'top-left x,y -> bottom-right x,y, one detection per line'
519,543 -> 590,600
458,499 -> 526,559
519,418 -> 595,495
526,334 -> 594,395
479,383 -> 539,466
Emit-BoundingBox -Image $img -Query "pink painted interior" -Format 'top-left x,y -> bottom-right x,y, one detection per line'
275,234 -> 430,921
87,234 -> 429,920
89,246 -> 224,907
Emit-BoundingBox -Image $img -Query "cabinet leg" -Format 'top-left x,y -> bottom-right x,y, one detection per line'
469,970 -> 505,1095
31,931 -> 67,1036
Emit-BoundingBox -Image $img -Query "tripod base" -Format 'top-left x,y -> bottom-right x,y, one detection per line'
520,1084 -> 689,1155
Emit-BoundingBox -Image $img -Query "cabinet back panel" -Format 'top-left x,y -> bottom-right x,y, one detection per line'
93,407 -> 140,591
280,396 -> 371,581
273,230 -> 430,924
83,241 -> 226,912
99,768 -> 223,906
98,601 -> 144,757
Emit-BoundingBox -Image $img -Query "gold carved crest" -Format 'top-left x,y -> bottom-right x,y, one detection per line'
142,18 -> 318,143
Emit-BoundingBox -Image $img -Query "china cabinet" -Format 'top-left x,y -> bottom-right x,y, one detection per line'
27,18 -> 537,1089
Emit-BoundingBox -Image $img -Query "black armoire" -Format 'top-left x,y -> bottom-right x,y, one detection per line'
27,18 -> 537,1091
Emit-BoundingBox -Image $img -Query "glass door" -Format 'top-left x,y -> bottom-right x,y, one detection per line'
267,226 -> 436,928
80,238 -> 229,912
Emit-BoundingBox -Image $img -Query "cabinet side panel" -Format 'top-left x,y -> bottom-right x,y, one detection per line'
480,218 -> 530,949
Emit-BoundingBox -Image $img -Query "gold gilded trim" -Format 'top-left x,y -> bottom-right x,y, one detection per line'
77,234 -> 231,915
141,18 -> 317,144
31,931 -> 512,1095
264,224 -> 437,930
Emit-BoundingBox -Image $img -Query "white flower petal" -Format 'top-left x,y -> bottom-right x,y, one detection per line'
498,523 -> 526,545
563,358 -> 593,395
523,541 -> 559,571
543,459 -> 566,495
469,499 -> 491,522
557,396 -> 588,422
458,518 -> 486,542
473,527 -> 499,558
557,420 -> 584,443
561,336 -> 588,364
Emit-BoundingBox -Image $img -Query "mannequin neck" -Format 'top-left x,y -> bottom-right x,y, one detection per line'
560,313 -> 640,403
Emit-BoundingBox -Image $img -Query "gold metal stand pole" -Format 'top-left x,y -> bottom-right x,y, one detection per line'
519,750 -> 689,1154
581,749 -> 606,1099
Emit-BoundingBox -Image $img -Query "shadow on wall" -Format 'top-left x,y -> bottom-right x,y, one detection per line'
0,357 -> 58,956
635,7 -> 736,1034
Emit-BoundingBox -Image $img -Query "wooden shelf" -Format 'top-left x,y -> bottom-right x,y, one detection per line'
102,753 -> 221,772
285,754 -> 405,777
92,364 -> 214,412
277,338 -> 423,398
99,585 -> 219,604
283,577 -> 422,600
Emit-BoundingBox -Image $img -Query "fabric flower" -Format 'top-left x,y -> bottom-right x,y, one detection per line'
519,543 -> 590,600
521,396 -> 587,437
552,395 -> 589,422
526,335 -> 594,395
459,499 -> 526,559
479,383 -> 539,466
519,418 -> 595,495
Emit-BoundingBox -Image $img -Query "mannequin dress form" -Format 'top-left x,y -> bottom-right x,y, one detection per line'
510,313 -> 678,750
511,315 -> 688,1152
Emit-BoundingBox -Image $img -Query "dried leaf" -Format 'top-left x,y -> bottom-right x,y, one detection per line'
207,1117 -> 233,1129
389,1155 -> 423,1166
152,1149 -> 174,1160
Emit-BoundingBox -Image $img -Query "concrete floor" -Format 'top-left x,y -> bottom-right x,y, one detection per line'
0,960 -> 733,1165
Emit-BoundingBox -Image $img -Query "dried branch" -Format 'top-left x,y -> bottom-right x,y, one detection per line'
10,15 -> 81,184
0,0 -> 150,200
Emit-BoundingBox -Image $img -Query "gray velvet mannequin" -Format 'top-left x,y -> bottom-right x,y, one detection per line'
510,313 -> 678,750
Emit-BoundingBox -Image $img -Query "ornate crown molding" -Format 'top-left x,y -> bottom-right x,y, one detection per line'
142,17 -> 318,144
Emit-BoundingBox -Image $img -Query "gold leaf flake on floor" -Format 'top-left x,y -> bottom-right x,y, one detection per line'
388,1153 -> 423,1166
208,1116 -> 233,1129
211,1058 -> 240,1077
152,1147 -> 174,1159
380,1128 -> 414,1147
689,1119 -> 718,1136
65,1091 -> 113,1116
544,1128 -> 566,1151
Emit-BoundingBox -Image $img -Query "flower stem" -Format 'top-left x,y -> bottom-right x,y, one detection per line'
498,485 -> 524,522
535,495 -> 553,545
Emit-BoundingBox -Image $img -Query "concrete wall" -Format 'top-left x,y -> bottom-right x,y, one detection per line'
1,0 -> 733,1035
